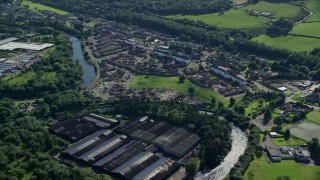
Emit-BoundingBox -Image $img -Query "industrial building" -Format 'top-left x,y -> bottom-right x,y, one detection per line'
58,116 -> 200,179
0,42 -> 54,51
49,113 -> 119,142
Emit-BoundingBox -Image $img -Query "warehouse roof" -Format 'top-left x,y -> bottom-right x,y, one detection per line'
0,42 -> 54,51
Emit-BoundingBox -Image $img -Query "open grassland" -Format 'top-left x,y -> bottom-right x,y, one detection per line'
167,9 -> 269,29
6,71 -> 36,86
131,75 -> 224,102
6,71 -> 57,86
306,110 -> 320,124
290,22 -> 320,38
252,34 -> 320,52
306,0 -> 320,22
271,136 -> 307,146
233,0 -> 248,5
242,2 -> 301,19
244,157 -> 320,180
22,0 -> 69,15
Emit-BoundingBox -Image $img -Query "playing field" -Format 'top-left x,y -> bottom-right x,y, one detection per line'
306,110 -> 320,124
167,9 -> 269,29
290,121 -> 320,141
244,157 -> 320,180
22,0 -> 69,15
242,2 -> 301,19
290,22 -> 320,38
252,34 -> 320,52
306,0 -> 320,22
131,75 -> 224,102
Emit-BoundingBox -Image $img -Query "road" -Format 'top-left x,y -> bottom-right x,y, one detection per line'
295,6 -> 314,25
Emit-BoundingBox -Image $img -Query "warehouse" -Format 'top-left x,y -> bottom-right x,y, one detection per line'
49,113 -> 118,142
0,42 -> 54,51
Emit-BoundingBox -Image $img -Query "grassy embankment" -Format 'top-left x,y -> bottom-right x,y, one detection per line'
131,75 -> 225,103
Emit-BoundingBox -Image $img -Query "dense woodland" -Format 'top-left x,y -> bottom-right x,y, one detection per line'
0,98 -> 106,180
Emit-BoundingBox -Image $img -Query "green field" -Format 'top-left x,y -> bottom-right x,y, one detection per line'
271,136 -> 307,146
167,9 -> 269,29
6,71 -> 36,86
6,71 -> 57,86
290,22 -> 320,38
242,1 -> 301,19
252,34 -> 320,52
244,157 -> 320,180
245,101 -> 259,117
306,110 -> 320,124
22,1 -> 69,15
131,75 -> 224,102
306,0 -> 320,22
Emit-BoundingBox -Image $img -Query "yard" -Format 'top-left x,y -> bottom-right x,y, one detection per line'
167,9 -> 268,29
244,157 -> 320,180
131,75 -> 224,102
252,34 -> 320,52
242,1 -> 301,19
22,0 -> 69,15
271,136 -> 306,147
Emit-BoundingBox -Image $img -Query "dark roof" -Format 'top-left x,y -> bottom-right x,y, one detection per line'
77,134 -> 129,165
61,130 -> 113,158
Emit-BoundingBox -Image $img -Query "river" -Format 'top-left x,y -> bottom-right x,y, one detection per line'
194,124 -> 248,180
69,36 -> 96,88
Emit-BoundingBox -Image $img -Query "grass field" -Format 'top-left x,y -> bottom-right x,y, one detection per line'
306,110 -> 320,124
6,71 -> 36,86
6,71 -> 57,86
131,75 -> 224,102
22,0 -> 69,15
252,34 -> 320,52
290,22 -> 320,38
306,0 -> 320,22
244,157 -> 320,180
271,136 -> 306,146
242,2 -> 301,19
245,101 -> 259,117
167,9 -> 269,29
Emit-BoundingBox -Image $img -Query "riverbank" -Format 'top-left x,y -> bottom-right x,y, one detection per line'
69,36 -> 96,88
195,124 -> 248,180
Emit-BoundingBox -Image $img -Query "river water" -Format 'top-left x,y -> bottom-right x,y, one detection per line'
195,125 -> 248,180
69,36 -> 96,88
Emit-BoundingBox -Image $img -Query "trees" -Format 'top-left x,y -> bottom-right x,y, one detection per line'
308,138 -> 320,164
178,76 -> 185,84
185,158 -> 200,176
188,87 -> 195,96
274,116 -> 284,126
229,97 -> 235,107
284,129 -> 290,141
263,107 -> 272,124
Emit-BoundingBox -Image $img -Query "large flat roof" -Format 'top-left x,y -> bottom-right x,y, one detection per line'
0,37 -> 18,45
0,42 -> 54,51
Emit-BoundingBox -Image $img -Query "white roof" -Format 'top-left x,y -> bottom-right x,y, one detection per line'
0,42 -> 54,51
278,87 -> 287,91
269,132 -> 278,135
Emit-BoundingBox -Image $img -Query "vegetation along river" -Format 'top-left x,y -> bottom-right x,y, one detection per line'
195,124 -> 248,180
69,36 -> 96,88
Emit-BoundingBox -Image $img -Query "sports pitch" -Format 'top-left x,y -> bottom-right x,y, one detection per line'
290,121 -> 320,141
